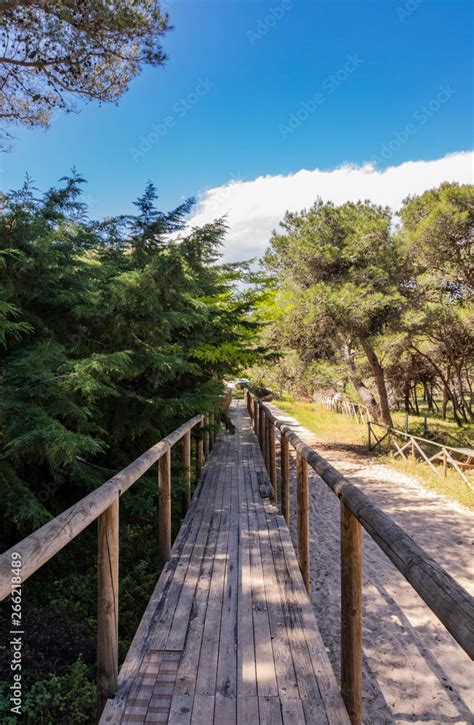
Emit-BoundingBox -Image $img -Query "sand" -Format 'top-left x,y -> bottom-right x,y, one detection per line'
268,403 -> 474,725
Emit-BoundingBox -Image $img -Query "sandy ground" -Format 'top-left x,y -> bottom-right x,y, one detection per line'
268,403 -> 474,725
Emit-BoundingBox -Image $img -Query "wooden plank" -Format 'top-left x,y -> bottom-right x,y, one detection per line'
97,496 -> 119,714
101,472 -> 213,722
214,695 -> 237,723
169,452 -> 226,704
259,695 -> 283,725
195,440 -> 233,696
150,466 -> 220,652
237,695 -> 259,724
245,453 -> 299,701
280,697 -> 306,725
272,509 -> 349,725
237,452 -> 258,697
216,446 -> 239,700
165,465 -> 218,651
191,695 -> 215,723
247,495 -> 279,698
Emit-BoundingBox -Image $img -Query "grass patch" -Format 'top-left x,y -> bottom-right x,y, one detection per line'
277,398 -> 366,449
275,397 -> 474,511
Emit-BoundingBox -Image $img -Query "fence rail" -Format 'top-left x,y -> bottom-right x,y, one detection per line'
315,394 -> 474,486
245,390 -> 474,725
368,421 -> 474,489
315,394 -> 373,425
0,388 -> 232,716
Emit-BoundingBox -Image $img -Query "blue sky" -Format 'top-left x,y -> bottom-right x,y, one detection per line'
1,0 -> 472,223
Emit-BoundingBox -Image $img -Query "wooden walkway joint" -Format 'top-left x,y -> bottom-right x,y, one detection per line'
101,402 -> 349,724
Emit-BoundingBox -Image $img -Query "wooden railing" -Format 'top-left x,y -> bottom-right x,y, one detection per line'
245,391 -> 474,725
0,390 -> 231,716
368,421 -> 474,489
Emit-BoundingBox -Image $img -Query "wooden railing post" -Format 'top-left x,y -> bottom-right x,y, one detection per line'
204,415 -> 210,459
158,446 -> 172,568
341,502 -> 362,725
281,433 -> 290,524
253,397 -> 259,435
182,430 -> 191,515
296,451 -> 310,592
259,403 -> 266,460
267,418 -> 277,502
195,428 -> 204,481
97,496 -> 119,715
209,413 -> 215,449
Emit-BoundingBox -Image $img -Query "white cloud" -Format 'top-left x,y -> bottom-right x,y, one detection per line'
187,151 -> 473,262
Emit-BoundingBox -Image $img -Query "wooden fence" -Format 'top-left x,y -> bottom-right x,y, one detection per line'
368,421 -> 474,489
245,391 -> 474,725
0,390 -> 231,715
315,394 -> 474,486
316,394 -> 373,425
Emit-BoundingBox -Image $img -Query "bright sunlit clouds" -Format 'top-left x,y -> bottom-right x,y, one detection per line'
188,151 -> 473,261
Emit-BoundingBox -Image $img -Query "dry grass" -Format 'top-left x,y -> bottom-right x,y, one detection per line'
276,397 -> 474,511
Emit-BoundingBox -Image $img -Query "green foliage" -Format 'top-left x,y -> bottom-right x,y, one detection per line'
262,185 -> 473,431
0,658 -> 96,724
0,173 -> 264,712
0,1 -> 170,140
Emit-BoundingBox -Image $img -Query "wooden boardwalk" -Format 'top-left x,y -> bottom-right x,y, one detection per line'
101,401 -> 349,724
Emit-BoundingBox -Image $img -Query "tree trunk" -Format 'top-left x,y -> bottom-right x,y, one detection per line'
343,343 -> 382,423
441,382 -> 449,419
360,341 -> 393,427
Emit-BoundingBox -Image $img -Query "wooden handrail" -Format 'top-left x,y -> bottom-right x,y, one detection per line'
0,392 -> 233,716
0,414 -> 203,599
245,391 -> 474,724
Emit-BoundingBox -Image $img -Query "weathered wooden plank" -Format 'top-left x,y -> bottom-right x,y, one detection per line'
247,494 -> 279,697
191,694 -> 215,723
237,454 -> 258,698
215,694 -> 237,723
237,695 -> 260,724
245,455 -> 299,701
195,439 -> 232,696
273,507 -> 350,725
259,695 -> 283,725
216,448 -> 239,701
169,455 -> 226,705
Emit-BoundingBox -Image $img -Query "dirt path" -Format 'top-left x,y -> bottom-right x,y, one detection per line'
268,403 -> 474,725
